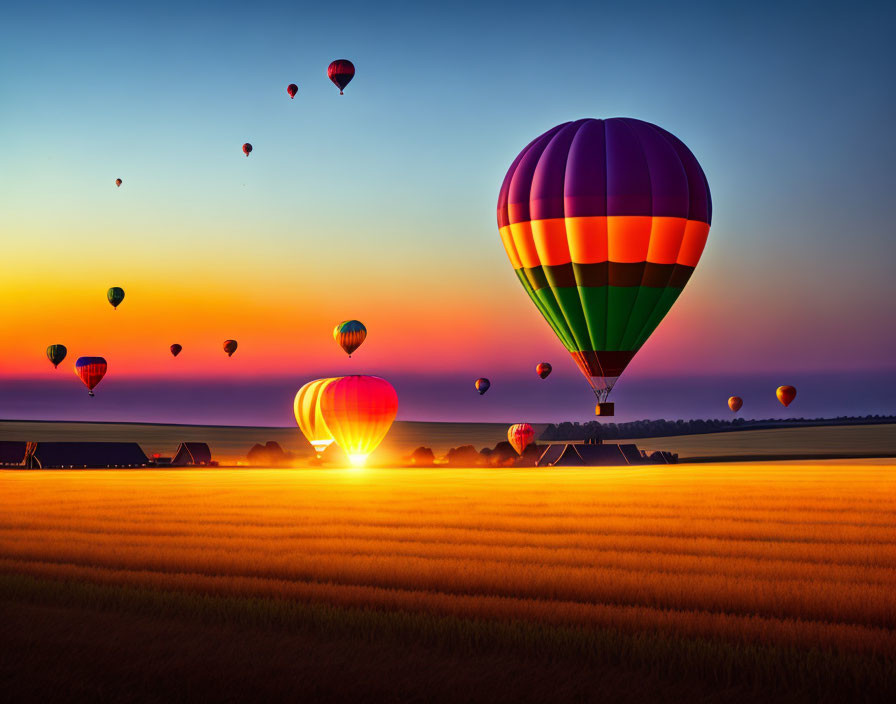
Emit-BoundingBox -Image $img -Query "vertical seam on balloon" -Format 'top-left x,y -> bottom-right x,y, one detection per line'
626,123 -> 692,350
565,121 -> 601,355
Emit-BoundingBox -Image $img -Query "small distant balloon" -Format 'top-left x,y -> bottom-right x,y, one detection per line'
107,287 -> 125,309
74,356 -> 107,397
776,385 -> 796,407
287,83 -> 298,99
728,396 -> 743,413
475,378 -> 490,395
46,344 -> 67,369
333,320 -> 367,357
327,59 -> 355,95
170,344 -> 182,358
536,362 -> 552,379
223,340 -> 238,357
242,143 -> 253,157
508,423 -> 534,455
115,178 -> 122,187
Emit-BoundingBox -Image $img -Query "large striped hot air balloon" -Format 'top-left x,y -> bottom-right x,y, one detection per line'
319,375 -> 398,467
46,344 -> 67,369
508,423 -> 534,455
294,378 -> 337,457
498,118 -> 711,416
333,320 -> 367,357
74,357 -> 107,397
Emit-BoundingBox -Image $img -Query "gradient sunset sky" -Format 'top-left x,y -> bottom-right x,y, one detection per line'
2,0 -> 894,425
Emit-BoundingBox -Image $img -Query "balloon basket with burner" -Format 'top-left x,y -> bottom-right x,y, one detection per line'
595,402 -> 614,416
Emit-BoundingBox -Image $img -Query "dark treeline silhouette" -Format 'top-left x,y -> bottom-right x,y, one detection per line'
541,415 -> 896,442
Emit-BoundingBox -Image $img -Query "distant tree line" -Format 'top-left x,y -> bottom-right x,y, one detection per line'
541,415 -> 896,442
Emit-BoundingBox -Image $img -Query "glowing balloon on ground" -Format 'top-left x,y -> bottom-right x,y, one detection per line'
242,143 -> 253,157
319,375 -> 398,466
107,287 -> 125,309
170,344 -> 182,357
508,423 -> 534,455
74,357 -> 107,397
498,118 -> 711,416
223,340 -> 238,357
536,362 -> 552,379
46,344 -> 67,369
334,320 -> 367,357
776,385 -> 796,407
728,396 -> 743,412
294,378 -> 337,457
475,378 -> 490,395
327,59 -> 355,94
287,83 -> 298,99
115,178 -> 122,187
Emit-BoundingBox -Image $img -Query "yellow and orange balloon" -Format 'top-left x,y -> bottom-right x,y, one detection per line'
294,378 -> 337,457
728,396 -> 743,412
776,385 -> 796,407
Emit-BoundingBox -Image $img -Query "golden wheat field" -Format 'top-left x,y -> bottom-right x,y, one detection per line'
1,461 -> 895,702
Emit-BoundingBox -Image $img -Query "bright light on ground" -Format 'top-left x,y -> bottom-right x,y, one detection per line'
348,454 -> 368,467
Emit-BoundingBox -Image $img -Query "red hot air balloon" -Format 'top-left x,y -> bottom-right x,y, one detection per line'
287,83 -> 298,99
508,423 -> 534,455
242,143 -> 253,157
115,178 -> 122,187
327,60 -> 355,94
536,362 -> 552,379
170,344 -> 182,358
728,396 -> 743,412
223,340 -> 238,357
498,119 -> 711,417
776,385 -> 796,407
475,378 -> 490,395
319,375 -> 398,466
74,357 -> 107,397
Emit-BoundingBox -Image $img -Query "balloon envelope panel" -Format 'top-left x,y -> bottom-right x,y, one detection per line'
295,378 -> 337,454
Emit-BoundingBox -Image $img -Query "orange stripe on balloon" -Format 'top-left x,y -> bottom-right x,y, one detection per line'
498,226 -> 523,270
509,221 -> 541,269
608,216 -> 652,262
565,216 -> 608,264
678,221 -> 710,267
645,217 -> 688,264
530,218 -> 571,266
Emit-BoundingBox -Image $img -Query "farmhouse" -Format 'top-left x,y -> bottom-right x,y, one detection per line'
23,442 -> 149,469
171,442 -> 213,466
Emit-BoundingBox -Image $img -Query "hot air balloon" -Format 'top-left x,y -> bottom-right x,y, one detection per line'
327,60 -> 355,94
776,385 -> 796,407
536,362 -> 552,379
107,287 -> 125,309
294,378 -> 337,457
223,340 -> 238,357
508,423 -> 534,455
475,378 -> 490,395
170,344 -> 182,358
74,357 -> 107,397
319,375 -> 398,466
115,178 -> 122,187
46,344 -> 67,369
498,119 -> 711,416
242,143 -> 253,157
728,396 -> 743,412
287,83 -> 298,99
333,320 -> 367,357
